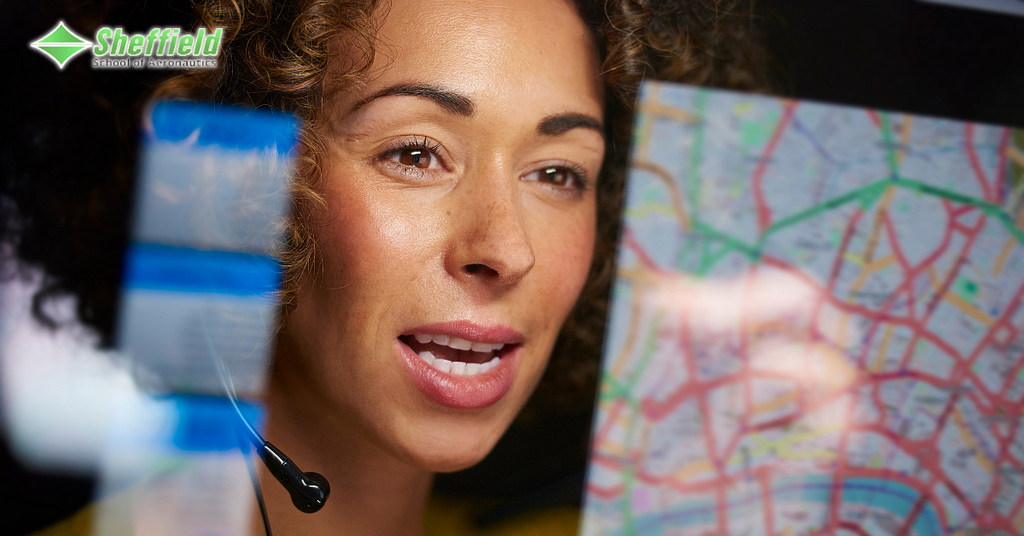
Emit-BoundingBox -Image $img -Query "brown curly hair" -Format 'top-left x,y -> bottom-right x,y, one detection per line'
146,0 -> 768,411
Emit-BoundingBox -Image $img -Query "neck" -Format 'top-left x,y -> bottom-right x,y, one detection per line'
250,368 -> 434,536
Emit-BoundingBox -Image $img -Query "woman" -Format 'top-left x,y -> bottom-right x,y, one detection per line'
254,1 -> 604,532
8,0 -> 766,534
224,2 -> 606,532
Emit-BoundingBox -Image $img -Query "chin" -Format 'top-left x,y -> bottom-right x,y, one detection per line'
394,431 -> 502,474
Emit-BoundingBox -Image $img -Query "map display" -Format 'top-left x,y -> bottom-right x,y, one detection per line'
581,81 -> 1024,536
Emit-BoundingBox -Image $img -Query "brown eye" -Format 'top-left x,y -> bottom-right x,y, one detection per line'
540,167 -> 571,186
385,141 -> 444,172
399,148 -> 433,168
525,166 -> 582,189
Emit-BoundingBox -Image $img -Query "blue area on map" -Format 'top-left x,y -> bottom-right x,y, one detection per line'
612,475 -> 944,536
123,242 -> 281,296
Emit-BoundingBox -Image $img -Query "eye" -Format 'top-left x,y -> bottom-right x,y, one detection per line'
523,164 -> 589,191
383,138 -> 445,171
393,147 -> 440,169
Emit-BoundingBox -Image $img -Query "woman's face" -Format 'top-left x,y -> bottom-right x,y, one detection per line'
279,0 -> 603,471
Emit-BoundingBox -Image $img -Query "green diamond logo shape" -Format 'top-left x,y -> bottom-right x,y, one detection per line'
30,21 -> 92,69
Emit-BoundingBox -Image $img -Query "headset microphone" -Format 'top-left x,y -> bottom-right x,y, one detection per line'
213,349 -> 331,516
257,440 -> 331,513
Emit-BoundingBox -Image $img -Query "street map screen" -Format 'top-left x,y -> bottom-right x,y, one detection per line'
581,81 -> 1024,536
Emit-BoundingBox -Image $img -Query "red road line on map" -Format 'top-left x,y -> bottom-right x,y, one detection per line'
757,467 -> 775,536
585,477 -> 624,500
897,208 -> 956,309
966,280 -> 1024,374
737,265 -> 756,434
641,371 -> 767,422
751,101 -> 797,232
589,452 -> 625,470
965,124 -> 994,202
882,210 -> 913,272
1010,491 -> 1024,530
761,253 -> 966,363
622,226 -> 670,275
741,350 -> 754,431
933,392 -> 961,441
866,110 -> 882,129
995,128 -> 1011,200
826,399 -> 857,534
839,521 -> 873,536
970,281 -> 1024,512
593,398 -> 628,452
950,222 -> 975,234
906,200 -> 956,273
705,397 -> 729,536
951,203 -> 978,218
1000,334 -> 1024,402
827,209 -> 864,292
896,487 -> 931,536
858,192 -> 954,314
720,410 -> 749,470
621,203 -> 1013,535
897,331 -> 923,371
747,413 -> 803,433
861,371 -> 967,396
934,461 -> 971,512
842,295 -> 960,360
922,216 -> 984,323
815,460 -> 961,532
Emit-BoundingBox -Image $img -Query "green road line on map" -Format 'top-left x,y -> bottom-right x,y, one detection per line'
676,235 -> 695,272
762,182 -> 886,244
996,211 -> 1024,244
879,112 -> 901,178
698,230 -> 714,274
598,313 -> 663,403
858,182 -> 888,209
895,178 -> 1024,244
685,90 -> 708,225
683,176 -> 1024,276
621,464 -> 638,535
602,312 -> 666,535
692,221 -> 762,261
627,312 -> 664,391
697,244 -> 736,276
596,375 -> 639,533
600,373 -> 638,403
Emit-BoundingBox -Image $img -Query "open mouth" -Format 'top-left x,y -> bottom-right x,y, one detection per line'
398,334 -> 514,376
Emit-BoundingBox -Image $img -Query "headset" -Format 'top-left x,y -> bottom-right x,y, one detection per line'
214,342 -> 330,535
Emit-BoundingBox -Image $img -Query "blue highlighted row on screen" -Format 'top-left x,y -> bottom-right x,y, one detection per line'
148,100 -> 298,154
167,394 -> 265,452
123,242 -> 281,296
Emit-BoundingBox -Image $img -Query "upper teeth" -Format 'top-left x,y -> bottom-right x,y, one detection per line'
413,333 -> 505,353
419,351 -> 500,376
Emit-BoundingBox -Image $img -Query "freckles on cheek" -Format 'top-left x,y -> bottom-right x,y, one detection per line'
316,187 -> 435,288
539,218 -> 596,313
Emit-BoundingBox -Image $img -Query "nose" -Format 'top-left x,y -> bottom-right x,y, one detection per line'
446,164 -> 536,289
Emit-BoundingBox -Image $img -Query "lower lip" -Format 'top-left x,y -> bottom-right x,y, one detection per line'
397,341 -> 519,409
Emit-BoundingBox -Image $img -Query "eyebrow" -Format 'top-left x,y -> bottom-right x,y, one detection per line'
350,83 -> 604,140
537,113 -> 605,139
351,83 -> 475,117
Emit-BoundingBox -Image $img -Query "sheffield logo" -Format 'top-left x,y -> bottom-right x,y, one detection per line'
30,21 -> 223,70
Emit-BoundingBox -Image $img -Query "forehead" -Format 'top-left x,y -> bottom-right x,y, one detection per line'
348,0 -> 603,120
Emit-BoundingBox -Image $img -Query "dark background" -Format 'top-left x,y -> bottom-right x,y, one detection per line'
2,0 -> 1023,534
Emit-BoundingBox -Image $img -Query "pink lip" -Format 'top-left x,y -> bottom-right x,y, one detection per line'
401,321 -> 525,344
397,321 -> 523,409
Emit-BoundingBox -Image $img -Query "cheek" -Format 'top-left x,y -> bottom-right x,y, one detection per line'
534,207 -> 597,320
315,179 -> 436,294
